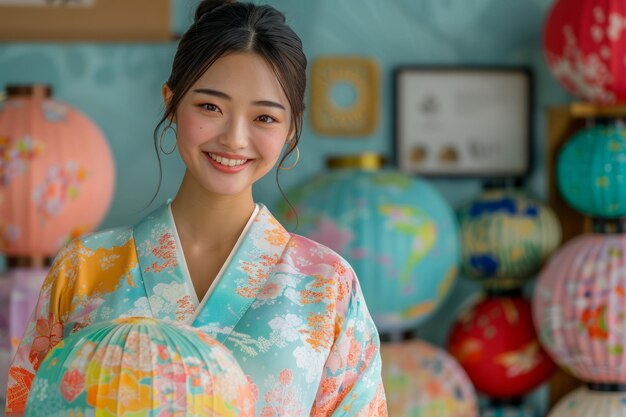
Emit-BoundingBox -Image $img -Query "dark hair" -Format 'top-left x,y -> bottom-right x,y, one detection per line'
149,0 -> 307,206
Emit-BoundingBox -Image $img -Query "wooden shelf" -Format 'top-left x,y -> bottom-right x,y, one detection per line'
545,103 -> 626,407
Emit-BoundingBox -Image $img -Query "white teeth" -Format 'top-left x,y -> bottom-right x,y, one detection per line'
207,153 -> 247,167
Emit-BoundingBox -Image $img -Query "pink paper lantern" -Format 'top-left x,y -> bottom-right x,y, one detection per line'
544,0 -> 626,104
381,339 -> 478,417
0,85 -> 115,257
533,233 -> 626,383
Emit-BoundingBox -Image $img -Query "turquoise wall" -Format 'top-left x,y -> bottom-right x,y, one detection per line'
0,0 -> 570,229
0,0 -> 573,414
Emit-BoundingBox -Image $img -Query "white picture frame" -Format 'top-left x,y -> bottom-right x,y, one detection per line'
394,67 -> 532,178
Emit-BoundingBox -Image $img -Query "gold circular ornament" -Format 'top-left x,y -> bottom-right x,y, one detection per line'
310,56 -> 380,136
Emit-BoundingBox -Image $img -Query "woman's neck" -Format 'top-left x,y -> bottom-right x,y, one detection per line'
170,171 -> 256,251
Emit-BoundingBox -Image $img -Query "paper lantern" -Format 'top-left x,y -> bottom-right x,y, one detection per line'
447,297 -> 556,398
557,122 -> 626,218
381,338 -> 478,417
457,188 -> 561,290
0,267 -> 47,396
544,0 -> 626,104
24,317 -> 255,417
548,386 -> 626,417
0,267 -> 48,352
0,85 -> 115,257
277,159 -> 460,333
533,233 -> 626,383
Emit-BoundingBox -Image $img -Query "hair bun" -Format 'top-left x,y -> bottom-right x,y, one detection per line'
194,0 -> 237,23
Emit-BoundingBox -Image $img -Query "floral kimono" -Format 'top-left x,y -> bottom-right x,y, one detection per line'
5,201 -> 387,417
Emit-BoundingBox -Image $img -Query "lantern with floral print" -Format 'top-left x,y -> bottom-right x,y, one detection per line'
381,338 -> 478,417
277,154 -> 460,333
547,386 -> 626,417
457,187 -> 561,291
557,121 -> 626,218
447,296 -> 557,399
24,317 -> 255,417
0,85 -> 115,257
533,230 -> 626,384
544,0 -> 626,104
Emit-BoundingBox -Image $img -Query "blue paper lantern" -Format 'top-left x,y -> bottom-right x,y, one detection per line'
277,166 -> 460,333
557,123 -> 626,218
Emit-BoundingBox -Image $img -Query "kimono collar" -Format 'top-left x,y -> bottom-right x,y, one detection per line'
132,200 -> 291,342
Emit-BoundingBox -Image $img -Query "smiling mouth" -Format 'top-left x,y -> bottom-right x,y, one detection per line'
205,152 -> 249,167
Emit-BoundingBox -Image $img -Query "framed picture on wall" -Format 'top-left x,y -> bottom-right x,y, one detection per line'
393,66 -> 532,178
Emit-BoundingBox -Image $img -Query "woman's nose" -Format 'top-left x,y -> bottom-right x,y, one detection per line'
220,118 -> 249,150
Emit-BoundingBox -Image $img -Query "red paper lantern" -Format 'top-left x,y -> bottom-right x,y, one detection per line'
0,85 -> 115,257
544,0 -> 626,104
447,297 -> 557,398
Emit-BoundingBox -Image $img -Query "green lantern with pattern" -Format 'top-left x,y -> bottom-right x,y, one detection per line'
457,188 -> 561,291
557,122 -> 626,218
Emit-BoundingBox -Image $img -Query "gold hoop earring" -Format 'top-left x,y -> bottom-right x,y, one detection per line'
159,125 -> 177,155
279,146 -> 300,171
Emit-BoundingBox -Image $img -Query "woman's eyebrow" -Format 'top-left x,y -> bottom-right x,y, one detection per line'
194,88 -> 286,110
193,88 -> 230,99
253,100 -> 285,110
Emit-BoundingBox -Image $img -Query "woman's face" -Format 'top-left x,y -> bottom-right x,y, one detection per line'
164,52 -> 293,198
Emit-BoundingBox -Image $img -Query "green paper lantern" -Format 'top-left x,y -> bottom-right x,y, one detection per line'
557,122 -> 626,218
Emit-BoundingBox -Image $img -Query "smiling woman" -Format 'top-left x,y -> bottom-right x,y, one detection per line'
165,52 -> 291,201
5,1 -> 388,416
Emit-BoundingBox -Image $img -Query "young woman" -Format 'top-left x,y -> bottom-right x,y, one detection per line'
6,1 -> 387,416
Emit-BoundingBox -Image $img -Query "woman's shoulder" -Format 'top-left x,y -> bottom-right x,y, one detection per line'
74,225 -> 135,250
288,232 -> 347,259
52,225 -> 135,265
286,232 -> 356,279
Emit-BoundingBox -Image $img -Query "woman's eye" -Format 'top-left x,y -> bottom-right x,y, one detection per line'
200,103 -> 220,112
256,115 -> 277,124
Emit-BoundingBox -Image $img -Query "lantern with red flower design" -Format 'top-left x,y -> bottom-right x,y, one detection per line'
544,0 -> 626,104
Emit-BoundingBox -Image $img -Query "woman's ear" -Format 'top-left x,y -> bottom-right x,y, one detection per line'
162,83 -> 175,122
162,83 -> 172,106
286,125 -> 296,148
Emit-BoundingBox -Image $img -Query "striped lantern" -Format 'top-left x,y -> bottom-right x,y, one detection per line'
533,233 -> 626,383
381,339 -> 478,417
0,85 -> 115,257
277,155 -> 460,333
548,386 -> 626,417
24,317 -> 255,417
457,188 -> 561,290
447,296 -> 557,398
544,0 -> 626,104
557,122 -> 626,218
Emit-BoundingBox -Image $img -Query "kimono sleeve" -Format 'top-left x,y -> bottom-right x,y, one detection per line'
310,263 -> 388,417
4,241 -> 77,416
